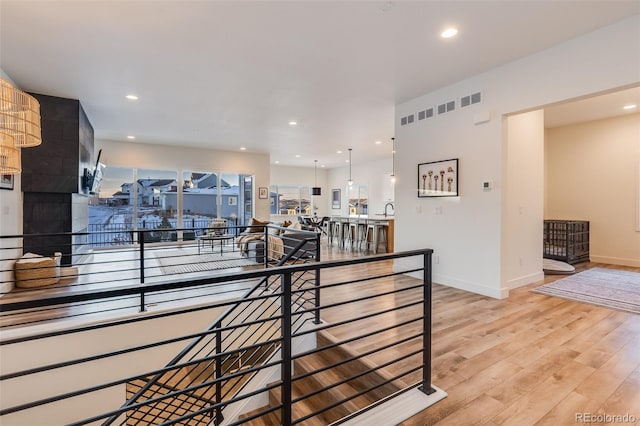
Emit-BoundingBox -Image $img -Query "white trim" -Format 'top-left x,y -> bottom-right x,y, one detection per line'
339,385 -> 447,426
590,255 -> 640,268
505,271 -> 545,290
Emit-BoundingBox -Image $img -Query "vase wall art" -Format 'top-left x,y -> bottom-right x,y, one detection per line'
417,158 -> 458,197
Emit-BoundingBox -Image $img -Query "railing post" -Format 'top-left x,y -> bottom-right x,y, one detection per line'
419,251 -> 436,395
139,230 -> 146,312
215,326 -> 223,426
281,272 -> 292,425
314,232 -> 321,324
264,226 -> 269,268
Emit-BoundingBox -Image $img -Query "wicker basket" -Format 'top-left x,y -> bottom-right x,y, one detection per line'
14,253 -> 60,288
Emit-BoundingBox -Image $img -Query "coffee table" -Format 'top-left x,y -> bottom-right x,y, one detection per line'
197,234 -> 235,254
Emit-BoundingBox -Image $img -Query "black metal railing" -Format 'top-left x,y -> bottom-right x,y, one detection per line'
1,224 -> 321,328
0,248 -> 434,425
87,217 -> 241,247
116,225 -> 321,425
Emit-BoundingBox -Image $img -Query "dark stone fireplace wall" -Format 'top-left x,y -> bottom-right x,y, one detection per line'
21,94 -> 94,265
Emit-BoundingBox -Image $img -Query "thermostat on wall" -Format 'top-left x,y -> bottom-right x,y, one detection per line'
482,180 -> 493,191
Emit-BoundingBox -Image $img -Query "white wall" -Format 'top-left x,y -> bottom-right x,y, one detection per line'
0,68 -> 23,296
395,15 -> 640,298
502,110 -> 545,290
545,113 -> 640,267
0,305 -> 226,426
96,139 -> 271,220
270,165 -> 329,218
326,157 -> 395,217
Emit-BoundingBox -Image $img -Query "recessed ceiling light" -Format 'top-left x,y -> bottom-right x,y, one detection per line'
441,28 -> 458,39
289,121 -> 297,126
375,140 -> 382,145
623,104 -> 637,110
127,135 -> 135,140
275,160 -> 280,164
126,94 -> 139,100
345,160 -> 350,163
321,164 -> 325,168
336,150 -> 343,154
295,154 -> 301,158
240,147 -> 247,151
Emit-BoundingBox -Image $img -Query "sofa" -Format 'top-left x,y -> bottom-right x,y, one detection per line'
245,231 -> 318,264
237,219 -> 318,263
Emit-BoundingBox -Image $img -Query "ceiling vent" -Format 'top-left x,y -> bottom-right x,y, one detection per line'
418,110 -> 426,120
426,107 -> 434,118
471,91 -> 482,104
446,101 -> 455,112
407,114 -> 415,124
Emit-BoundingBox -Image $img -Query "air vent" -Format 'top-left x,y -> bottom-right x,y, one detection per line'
446,101 -> 455,112
407,114 -> 415,124
471,92 -> 482,104
460,95 -> 471,108
401,116 -> 407,126
426,108 -> 434,118
437,104 -> 446,115
418,110 -> 426,120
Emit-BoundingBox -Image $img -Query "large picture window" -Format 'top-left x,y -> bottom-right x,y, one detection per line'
88,167 -> 253,247
270,185 -> 311,216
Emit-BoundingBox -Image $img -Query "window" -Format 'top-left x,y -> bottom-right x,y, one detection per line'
270,185 -> 311,215
348,183 -> 368,216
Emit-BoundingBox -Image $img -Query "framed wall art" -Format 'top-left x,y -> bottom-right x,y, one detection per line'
0,174 -> 14,190
258,187 -> 268,199
331,189 -> 341,209
418,158 -> 458,197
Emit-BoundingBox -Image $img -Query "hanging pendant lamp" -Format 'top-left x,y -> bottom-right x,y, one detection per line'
312,159 -> 321,195
347,148 -> 353,186
390,137 -> 396,183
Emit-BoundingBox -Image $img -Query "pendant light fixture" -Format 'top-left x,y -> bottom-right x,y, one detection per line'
312,159 -> 321,195
390,137 -> 396,183
0,77 -> 43,174
347,148 -> 353,186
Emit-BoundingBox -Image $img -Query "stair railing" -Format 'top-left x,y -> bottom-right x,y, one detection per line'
114,225 -> 320,426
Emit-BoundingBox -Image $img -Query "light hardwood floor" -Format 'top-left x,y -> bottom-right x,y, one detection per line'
2,240 -> 639,425
395,261 -> 640,426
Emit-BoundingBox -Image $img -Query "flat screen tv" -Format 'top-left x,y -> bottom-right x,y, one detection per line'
89,149 -> 105,195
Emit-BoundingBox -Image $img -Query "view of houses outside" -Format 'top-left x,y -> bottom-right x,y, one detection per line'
88,167 -> 253,246
269,185 -> 311,216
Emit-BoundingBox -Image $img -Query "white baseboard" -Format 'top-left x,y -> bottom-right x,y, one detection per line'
505,271 -> 544,290
590,255 -> 640,268
339,384 -> 447,426
393,257 -> 507,299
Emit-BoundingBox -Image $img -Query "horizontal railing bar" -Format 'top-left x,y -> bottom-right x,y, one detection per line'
0,249 -> 431,314
292,340 -> 423,401
292,299 -> 424,340
68,362 -> 284,426
293,364 -> 424,425
1,313 -> 283,381
292,346 -> 422,409
292,317 -> 423,370
0,288 -> 284,345
291,282 -> 424,315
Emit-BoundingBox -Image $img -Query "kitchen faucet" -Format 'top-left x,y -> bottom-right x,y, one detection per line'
384,202 -> 395,217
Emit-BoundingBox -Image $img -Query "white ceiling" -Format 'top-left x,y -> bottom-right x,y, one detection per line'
1,1 -> 638,167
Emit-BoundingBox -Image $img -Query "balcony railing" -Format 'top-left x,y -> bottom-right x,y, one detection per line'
0,243 -> 434,425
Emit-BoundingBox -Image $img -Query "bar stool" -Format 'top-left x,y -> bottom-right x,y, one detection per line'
364,220 -> 388,254
335,217 -> 349,248
347,218 -> 367,251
